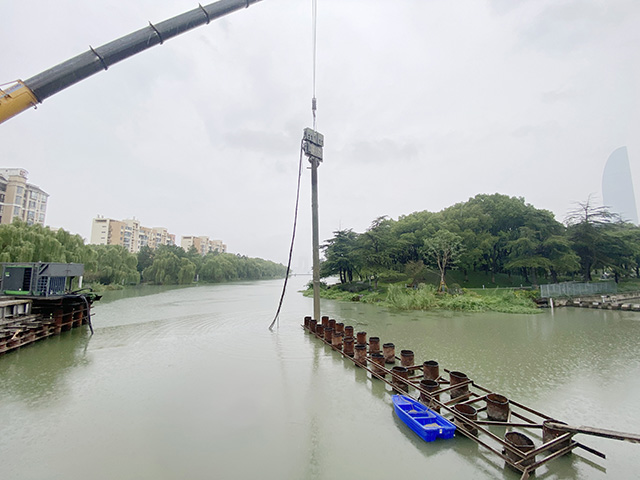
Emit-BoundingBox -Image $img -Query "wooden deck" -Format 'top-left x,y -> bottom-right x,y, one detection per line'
0,295 -> 94,356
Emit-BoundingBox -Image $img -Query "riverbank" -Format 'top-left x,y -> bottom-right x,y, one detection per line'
544,291 -> 640,310
304,282 -> 540,314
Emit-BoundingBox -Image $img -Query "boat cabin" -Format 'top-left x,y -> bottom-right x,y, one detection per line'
0,263 -> 84,297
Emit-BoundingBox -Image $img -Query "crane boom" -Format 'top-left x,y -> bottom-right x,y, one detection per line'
0,0 -> 264,125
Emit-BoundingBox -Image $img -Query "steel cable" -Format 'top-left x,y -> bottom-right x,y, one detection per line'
269,1 -> 320,330
269,141 -> 305,330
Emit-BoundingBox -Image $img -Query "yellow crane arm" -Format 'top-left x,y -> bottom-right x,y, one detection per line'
0,81 -> 39,124
0,0 -> 264,125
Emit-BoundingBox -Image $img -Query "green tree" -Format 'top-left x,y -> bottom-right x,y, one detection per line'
505,208 -> 578,285
565,197 -> 620,281
389,211 -> 436,265
143,250 -> 195,285
357,216 -> 394,289
177,258 -> 197,284
505,228 -> 552,285
136,245 -> 155,274
540,235 -> 580,283
86,245 -> 140,285
185,245 -> 204,276
0,221 -> 97,279
468,195 -> 529,283
604,223 -> 640,282
321,229 -> 359,283
422,229 -> 464,291
440,194 -> 530,283
198,253 -> 285,283
199,254 -> 236,282
0,220 -> 64,262
625,227 -> 640,278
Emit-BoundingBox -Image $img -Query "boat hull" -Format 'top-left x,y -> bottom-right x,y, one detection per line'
392,395 -> 456,442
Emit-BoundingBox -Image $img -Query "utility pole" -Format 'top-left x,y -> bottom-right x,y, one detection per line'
303,127 -> 324,321
310,157 -> 321,322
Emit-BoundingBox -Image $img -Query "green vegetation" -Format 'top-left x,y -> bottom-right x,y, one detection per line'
316,193 -> 640,313
388,285 -> 538,314
0,220 -> 95,265
0,220 -> 286,289
138,244 -> 287,285
86,245 -> 139,286
303,282 -> 539,314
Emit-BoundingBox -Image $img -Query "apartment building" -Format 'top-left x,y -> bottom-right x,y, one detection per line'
146,226 -> 176,250
90,216 -> 175,253
0,168 -> 49,226
180,236 -> 227,255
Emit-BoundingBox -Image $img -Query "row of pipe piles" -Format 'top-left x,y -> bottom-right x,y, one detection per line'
303,315 -> 605,479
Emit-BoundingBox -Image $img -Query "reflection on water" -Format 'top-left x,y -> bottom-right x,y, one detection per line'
0,277 -> 638,479
96,284 -> 193,304
0,328 -> 92,406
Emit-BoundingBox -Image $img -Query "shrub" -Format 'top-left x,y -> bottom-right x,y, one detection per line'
335,282 -> 370,293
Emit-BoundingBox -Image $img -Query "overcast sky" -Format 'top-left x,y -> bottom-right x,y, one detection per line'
2,0 -> 639,270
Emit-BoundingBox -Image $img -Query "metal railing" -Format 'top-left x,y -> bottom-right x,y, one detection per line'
539,281 -> 617,298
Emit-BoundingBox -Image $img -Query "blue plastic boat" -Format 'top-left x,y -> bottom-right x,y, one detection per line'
392,395 -> 456,442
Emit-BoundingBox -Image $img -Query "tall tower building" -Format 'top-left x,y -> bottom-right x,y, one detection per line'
602,147 -> 638,224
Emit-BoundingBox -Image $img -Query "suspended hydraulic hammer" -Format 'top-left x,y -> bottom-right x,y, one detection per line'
0,0 -> 264,124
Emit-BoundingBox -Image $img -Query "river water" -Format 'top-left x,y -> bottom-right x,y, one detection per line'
1,277 -> 639,479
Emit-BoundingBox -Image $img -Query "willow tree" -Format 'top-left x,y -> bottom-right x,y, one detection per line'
87,244 -> 140,285
142,250 -> 195,285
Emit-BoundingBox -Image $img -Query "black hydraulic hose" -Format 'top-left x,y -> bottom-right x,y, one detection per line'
24,0 -> 264,102
80,294 -> 94,335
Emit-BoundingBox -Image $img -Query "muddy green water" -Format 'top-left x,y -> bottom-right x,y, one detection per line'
1,277 -> 639,479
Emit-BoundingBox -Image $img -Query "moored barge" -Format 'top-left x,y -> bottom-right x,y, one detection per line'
0,262 -> 99,356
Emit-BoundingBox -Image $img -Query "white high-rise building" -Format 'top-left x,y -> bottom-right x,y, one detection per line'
180,235 -> 227,255
90,216 -> 176,253
0,168 -> 49,226
602,147 -> 638,224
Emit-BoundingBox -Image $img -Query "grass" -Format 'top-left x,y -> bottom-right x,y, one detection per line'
387,284 -> 539,314
616,278 -> 640,293
305,285 -> 387,305
304,280 -> 541,314
446,270 -> 530,289
305,270 -> 640,314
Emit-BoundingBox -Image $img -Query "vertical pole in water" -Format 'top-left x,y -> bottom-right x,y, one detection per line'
310,0 -> 320,323
311,156 -> 321,322
303,127 -> 324,323
302,126 -> 324,320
